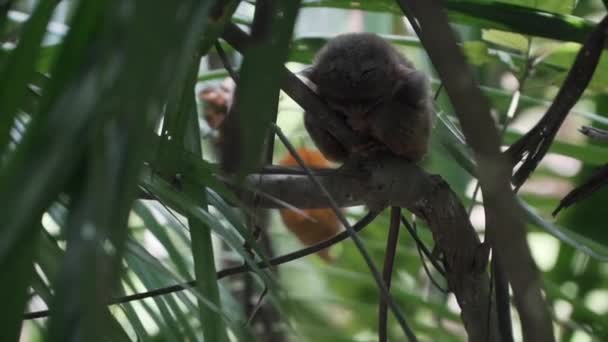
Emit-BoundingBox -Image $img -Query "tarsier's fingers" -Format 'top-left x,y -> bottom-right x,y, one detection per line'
394,67 -> 431,108
304,111 -> 350,162
375,121 -> 427,161
352,141 -> 386,154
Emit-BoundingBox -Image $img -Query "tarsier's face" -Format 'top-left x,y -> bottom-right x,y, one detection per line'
310,33 -> 398,122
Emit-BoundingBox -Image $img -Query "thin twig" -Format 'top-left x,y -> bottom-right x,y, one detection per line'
379,208 -> 401,342
214,41 -> 239,82
493,255 -> 514,342
401,216 -> 448,294
259,165 -> 336,175
580,125 -> 608,143
247,286 -> 268,324
140,185 -> 190,231
415,241 -> 448,294
23,211 -> 379,320
506,16 -> 608,189
272,124 -> 418,342
400,216 -> 445,276
553,163 -> 608,215
486,262 -> 495,342
400,2 -> 422,37
433,83 -> 443,101
467,184 -> 480,216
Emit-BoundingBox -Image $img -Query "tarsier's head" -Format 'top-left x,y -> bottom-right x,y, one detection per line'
309,33 -> 406,118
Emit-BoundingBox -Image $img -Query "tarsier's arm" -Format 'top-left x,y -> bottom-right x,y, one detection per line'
301,67 -> 351,163
370,68 -> 432,162
303,110 -> 350,162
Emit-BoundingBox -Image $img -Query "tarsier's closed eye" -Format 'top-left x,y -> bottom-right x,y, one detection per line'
361,67 -> 375,78
327,101 -> 349,114
369,97 -> 386,109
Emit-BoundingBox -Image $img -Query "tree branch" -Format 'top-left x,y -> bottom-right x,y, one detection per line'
379,207 -> 401,342
240,154 -> 497,340
580,125 -> 608,143
31,155 -> 498,342
506,16 -> 608,189
553,163 -> 608,216
272,125 -> 417,341
398,1 -> 554,341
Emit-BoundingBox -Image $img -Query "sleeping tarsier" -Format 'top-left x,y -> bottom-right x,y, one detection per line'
304,33 -> 433,163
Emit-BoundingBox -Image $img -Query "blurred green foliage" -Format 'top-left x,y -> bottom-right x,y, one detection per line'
1,0 -> 608,341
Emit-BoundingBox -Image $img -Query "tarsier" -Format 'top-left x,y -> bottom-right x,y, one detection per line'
304,33 -> 433,163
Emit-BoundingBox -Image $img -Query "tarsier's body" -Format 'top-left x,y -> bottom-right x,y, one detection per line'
304,33 -> 432,162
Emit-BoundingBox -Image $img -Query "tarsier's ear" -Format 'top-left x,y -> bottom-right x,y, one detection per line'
393,66 -> 430,106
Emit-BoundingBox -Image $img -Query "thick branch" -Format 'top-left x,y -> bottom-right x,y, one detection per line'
399,1 -> 554,341
238,154 -> 497,340
33,155 -> 495,339
379,207 -> 401,342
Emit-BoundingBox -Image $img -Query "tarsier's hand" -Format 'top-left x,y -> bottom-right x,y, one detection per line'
304,33 -> 432,163
303,107 -> 350,162
369,68 -> 432,162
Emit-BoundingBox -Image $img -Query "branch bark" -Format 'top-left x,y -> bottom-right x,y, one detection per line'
398,1 -> 555,341
237,155 -> 498,341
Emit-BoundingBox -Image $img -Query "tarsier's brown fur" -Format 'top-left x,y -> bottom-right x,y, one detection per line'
304,33 -> 432,163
